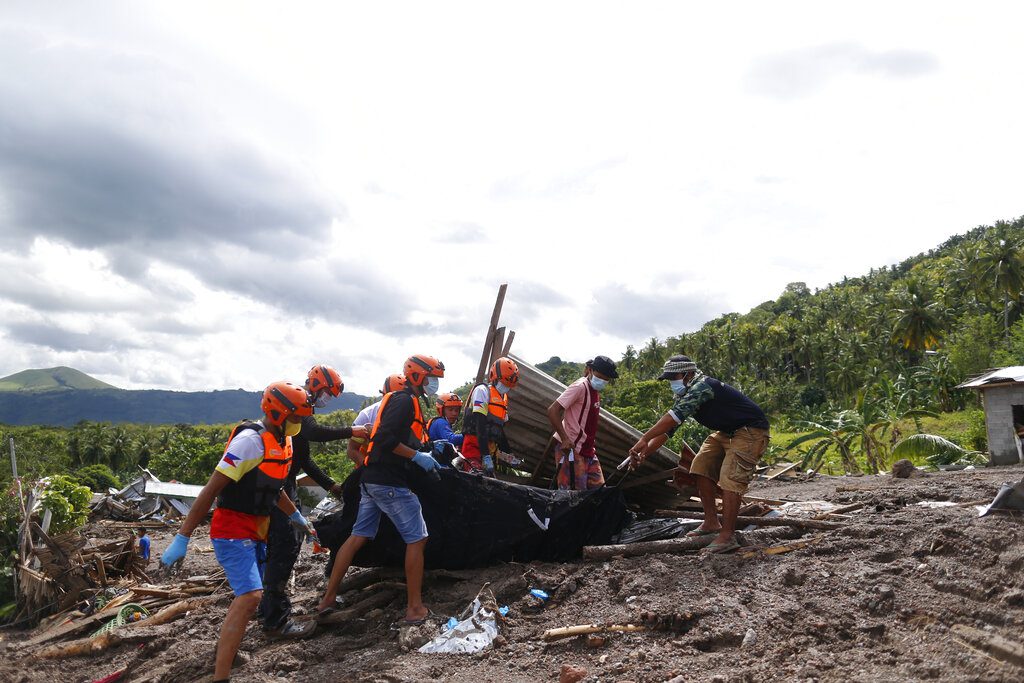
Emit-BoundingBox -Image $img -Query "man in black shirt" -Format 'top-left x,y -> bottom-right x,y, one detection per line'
630,355 -> 770,554
316,354 -> 445,625
261,365 -> 368,637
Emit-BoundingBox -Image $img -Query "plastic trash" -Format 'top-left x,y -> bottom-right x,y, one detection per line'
524,588 -> 550,611
419,592 -> 501,654
498,605 -> 510,616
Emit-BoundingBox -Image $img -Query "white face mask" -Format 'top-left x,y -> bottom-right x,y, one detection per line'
314,392 -> 333,409
496,381 -> 511,395
424,376 -> 440,396
589,376 -> 608,392
669,379 -> 688,396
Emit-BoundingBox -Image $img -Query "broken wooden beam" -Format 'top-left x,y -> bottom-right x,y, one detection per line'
583,528 -> 801,561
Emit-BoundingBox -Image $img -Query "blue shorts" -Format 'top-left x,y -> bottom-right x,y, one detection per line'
352,483 -> 428,544
212,537 -> 267,596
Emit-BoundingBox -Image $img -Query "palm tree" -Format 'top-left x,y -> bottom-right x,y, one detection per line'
891,281 -> 943,354
787,412 -> 863,474
971,235 -> 1024,341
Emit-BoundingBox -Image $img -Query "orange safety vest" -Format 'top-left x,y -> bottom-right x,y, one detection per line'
465,383 -> 507,421
216,422 -> 293,517
364,391 -> 426,466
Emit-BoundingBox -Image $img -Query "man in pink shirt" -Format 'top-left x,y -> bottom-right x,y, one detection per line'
546,355 -> 618,490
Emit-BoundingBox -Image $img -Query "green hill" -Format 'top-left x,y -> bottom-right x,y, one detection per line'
0,366 -> 118,391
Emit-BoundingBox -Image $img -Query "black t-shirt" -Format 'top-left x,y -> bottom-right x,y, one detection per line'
361,390 -> 424,488
283,415 -> 352,495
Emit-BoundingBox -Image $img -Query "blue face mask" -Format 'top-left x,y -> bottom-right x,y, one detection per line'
314,392 -> 333,409
496,381 -> 511,395
424,376 -> 440,396
670,379 -> 687,396
589,376 -> 608,392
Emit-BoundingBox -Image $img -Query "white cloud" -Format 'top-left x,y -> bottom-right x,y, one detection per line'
0,2 -> 1023,396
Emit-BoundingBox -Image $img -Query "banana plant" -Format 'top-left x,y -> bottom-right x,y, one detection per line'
891,433 -> 987,468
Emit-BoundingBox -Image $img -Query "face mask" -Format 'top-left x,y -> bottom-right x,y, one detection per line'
314,392 -> 333,409
669,379 -> 688,396
496,382 -> 510,395
284,420 -> 302,437
424,376 -> 440,396
589,376 -> 608,392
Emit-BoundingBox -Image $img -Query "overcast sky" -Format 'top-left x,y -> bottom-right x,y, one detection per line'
1,2 -> 1022,395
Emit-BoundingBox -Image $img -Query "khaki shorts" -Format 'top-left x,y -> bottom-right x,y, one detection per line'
689,427 -> 770,494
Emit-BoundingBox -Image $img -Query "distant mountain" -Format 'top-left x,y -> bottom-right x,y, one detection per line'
0,366 -> 119,391
0,368 -> 369,426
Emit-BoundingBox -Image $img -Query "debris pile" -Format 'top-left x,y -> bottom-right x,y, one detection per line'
89,468 -> 202,522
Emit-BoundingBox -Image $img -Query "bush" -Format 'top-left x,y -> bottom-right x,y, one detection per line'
76,464 -> 121,493
41,475 -> 91,535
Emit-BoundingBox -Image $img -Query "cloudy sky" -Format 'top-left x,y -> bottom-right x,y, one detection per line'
1,2 -> 1022,395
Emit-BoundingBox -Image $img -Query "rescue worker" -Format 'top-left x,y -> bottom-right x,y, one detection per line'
546,355 -> 618,490
427,392 -> 464,447
159,382 -> 317,683
461,356 -> 519,475
629,355 -> 770,554
347,374 -> 406,468
317,355 -> 445,625
260,365 -> 369,638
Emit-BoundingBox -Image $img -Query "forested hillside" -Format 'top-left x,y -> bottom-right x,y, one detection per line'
538,217 -> 1023,470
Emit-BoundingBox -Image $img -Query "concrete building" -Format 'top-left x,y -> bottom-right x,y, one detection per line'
957,366 -> 1024,465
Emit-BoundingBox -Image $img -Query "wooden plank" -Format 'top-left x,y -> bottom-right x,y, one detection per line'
501,330 -> 515,357
490,327 -> 505,365
474,284 -> 507,386
651,510 -> 844,530
763,462 -> 799,480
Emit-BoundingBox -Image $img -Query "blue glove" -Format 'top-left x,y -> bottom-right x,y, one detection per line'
289,509 -> 318,541
411,451 -> 440,472
160,533 -> 190,566
482,454 -> 495,473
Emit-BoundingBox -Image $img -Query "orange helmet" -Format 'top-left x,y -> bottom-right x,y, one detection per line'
435,392 -> 463,416
261,381 -> 314,426
381,373 -> 407,394
305,365 -> 344,397
403,354 -> 445,388
489,357 -> 520,388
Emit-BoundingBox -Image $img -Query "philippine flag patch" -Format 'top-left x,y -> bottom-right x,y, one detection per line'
221,453 -> 241,468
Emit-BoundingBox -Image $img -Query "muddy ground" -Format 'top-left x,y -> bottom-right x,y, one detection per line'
4,465 -> 1024,683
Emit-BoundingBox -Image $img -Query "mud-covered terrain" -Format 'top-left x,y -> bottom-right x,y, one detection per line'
4,465 -> 1024,683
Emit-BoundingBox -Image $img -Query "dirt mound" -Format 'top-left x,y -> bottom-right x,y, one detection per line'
4,466 -> 1024,682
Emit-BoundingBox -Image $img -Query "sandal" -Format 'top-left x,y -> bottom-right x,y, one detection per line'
705,537 -> 741,554
685,527 -> 720,538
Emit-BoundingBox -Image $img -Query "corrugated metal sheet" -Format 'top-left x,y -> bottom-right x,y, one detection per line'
956,366 -> 1024,389
144,480 -> 203,499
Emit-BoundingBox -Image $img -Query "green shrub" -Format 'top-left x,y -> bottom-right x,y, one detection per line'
41,475 -> 91,535
76,464 -> 121,493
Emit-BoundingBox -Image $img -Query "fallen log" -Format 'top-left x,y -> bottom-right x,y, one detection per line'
813,502 -> 865,519
650,510 -> 845,530
583,528 -> 801,561
337,567 -> 404,595
317,588 -> 401,625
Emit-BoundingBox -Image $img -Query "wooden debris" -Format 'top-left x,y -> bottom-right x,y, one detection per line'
738,536 -> 822,558
651,510 -> 845,530
582,528 -> 802,561
317,588 -> 402,625
813,502 -> 865,519
543,611 -> 700,642
951,624 -> 1024,667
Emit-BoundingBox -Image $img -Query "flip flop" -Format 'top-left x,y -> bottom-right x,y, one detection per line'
705,538 -> 741,554
685,528 -> 720,538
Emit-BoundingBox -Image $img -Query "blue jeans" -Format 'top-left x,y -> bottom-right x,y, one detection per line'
352,483 -> 428,544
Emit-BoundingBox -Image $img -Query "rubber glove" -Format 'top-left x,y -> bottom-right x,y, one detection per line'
289,509 -> 318,542
411,451 -> 440,472
160,533 -> 190,566
482,454 -> 495,474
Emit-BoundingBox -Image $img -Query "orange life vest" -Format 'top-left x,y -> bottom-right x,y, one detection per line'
364,390 -> 426,466
216,422 -> 293,517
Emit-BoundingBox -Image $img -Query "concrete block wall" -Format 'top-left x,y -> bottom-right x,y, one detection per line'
982,385 -> 1024,465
